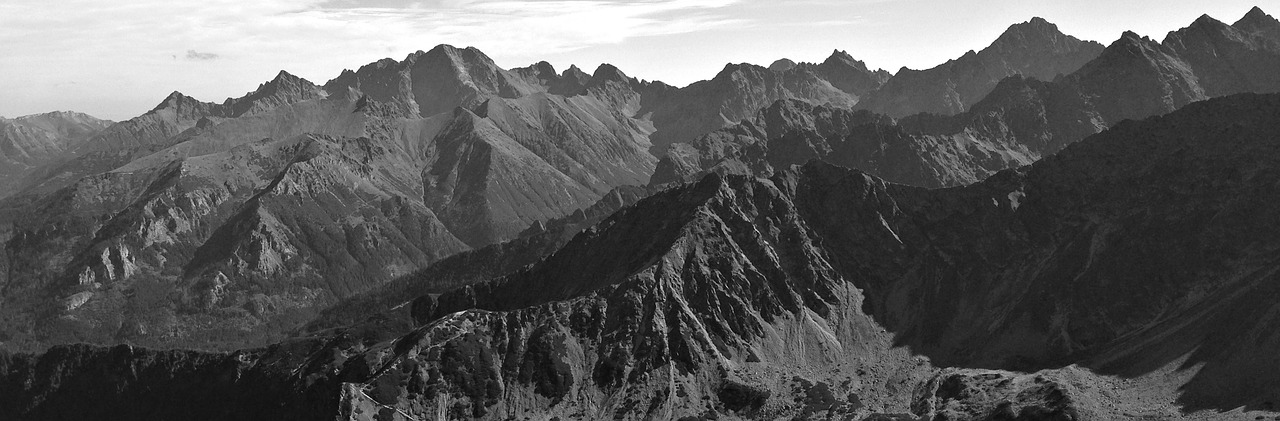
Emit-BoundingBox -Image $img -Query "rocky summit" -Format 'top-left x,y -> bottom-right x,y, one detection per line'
2,6 -> 1280,421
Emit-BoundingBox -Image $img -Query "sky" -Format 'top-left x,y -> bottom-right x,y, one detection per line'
0,0 -> 1267,121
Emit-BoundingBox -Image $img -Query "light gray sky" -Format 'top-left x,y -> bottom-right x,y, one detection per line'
0,0 -> 1266,121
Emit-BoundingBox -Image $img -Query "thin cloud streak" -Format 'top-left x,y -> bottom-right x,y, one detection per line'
185,50 -> 221,61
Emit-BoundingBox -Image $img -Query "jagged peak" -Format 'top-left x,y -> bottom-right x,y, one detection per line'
820,49 -> 873,72
148,91 -> 202,113
253,70 -> 309,92
563,64 -> 589,78
823,49 -> 858,66
227,71 -> 317,103
1115,30 -> 1155,46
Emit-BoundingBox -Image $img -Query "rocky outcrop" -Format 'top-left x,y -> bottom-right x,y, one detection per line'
858,17 -> 1104,118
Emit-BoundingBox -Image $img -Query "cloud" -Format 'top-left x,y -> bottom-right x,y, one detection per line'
185,50 -> 220,60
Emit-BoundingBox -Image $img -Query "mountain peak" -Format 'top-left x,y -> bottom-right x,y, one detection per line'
991,16 -> 1068,48
532,60 -> 555,75
272,69 -> 297,81
821,49 -> 869,70
149,91 -> 196,112
223,70 -> 324,116
425,43 -> 461,56
1234,6 -> 1279,35
1118,30 -> 1149,43
1190,13 -> 1228,29
768,58 -> 796,72
590,63 -> 630,83
1244,6 -> 1270,21
563,64 -> 590,81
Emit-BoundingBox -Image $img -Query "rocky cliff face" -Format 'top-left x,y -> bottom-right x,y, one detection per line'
5,93 -> 1280,420
858,17 -> 1105,118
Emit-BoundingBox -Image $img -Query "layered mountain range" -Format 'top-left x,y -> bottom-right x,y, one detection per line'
5,92 -> 1280,420
0,11 -> 1278,420
657,8 -> 1280,188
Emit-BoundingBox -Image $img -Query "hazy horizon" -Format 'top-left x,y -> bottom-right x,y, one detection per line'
0,0 -> 1266,121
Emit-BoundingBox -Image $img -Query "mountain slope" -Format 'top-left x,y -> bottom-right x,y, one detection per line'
0,61 -> 658,351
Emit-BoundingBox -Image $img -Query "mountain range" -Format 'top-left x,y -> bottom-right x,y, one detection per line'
657,8 -> 1280,188
1,7 -> 1280,420
5,91 -> 1280,420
